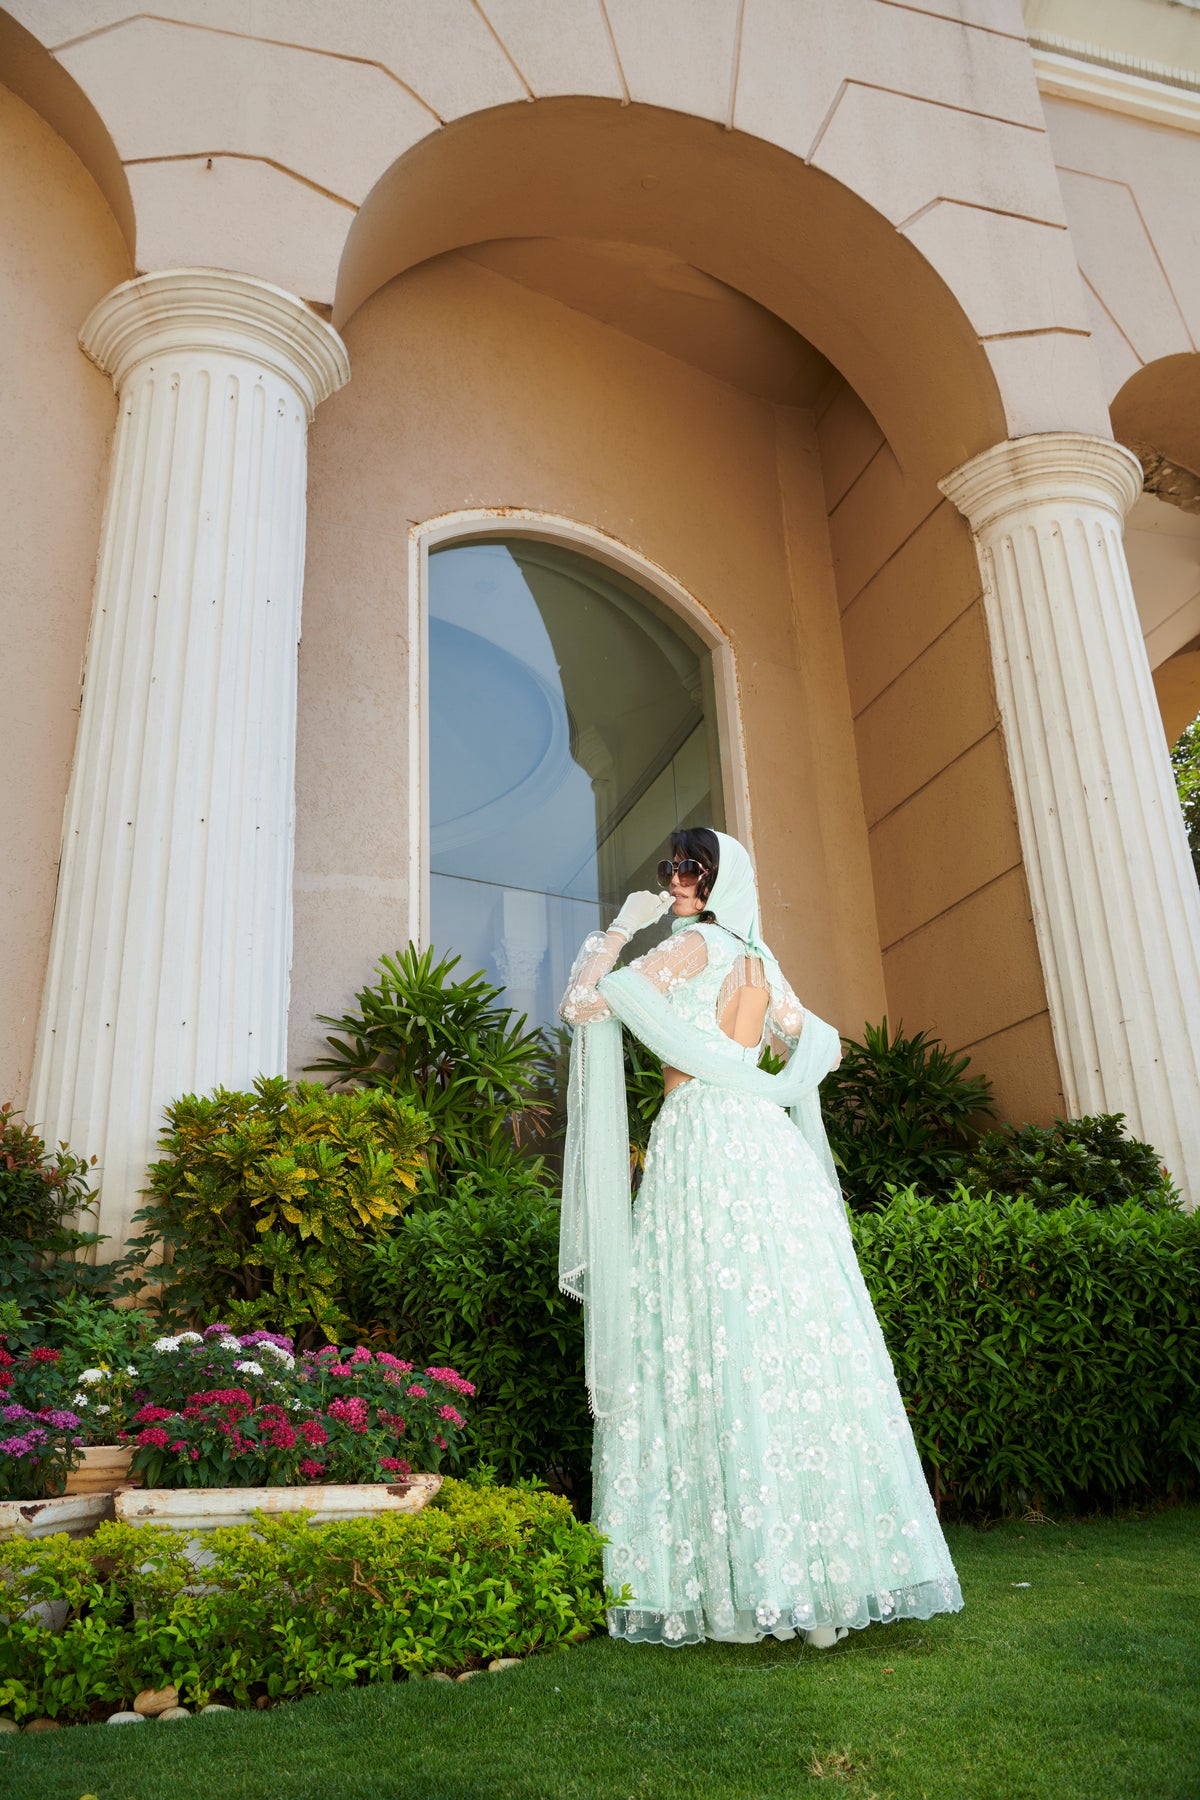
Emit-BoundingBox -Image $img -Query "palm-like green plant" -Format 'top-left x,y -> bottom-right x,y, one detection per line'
308,945 -> 552,1186
820,1017 -> 994,1210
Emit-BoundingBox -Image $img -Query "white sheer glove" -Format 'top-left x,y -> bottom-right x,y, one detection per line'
610,890 -> 673,942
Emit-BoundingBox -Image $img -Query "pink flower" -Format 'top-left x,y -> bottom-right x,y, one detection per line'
438,1404 -> 465,1429
267,1423 -> 296,1449
406,1385 -> 428,1400
299,1419 -> 327,1447
133,1405 -> 175,1425
350,1346 -> 372,1364
29,1347 -> 60,1363
379,1456 -> 410,1477
374,1354 -> 412,1373
298,1458 -> 326,1481
328,1364 -> 354,1378
327,1397 -> 369,1432
137,1426 -> 170,1448
425,1367 -> 476,1398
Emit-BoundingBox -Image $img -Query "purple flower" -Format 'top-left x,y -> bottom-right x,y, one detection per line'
43,1409 -> 80,1429
2,1405 -> 30,1422
0,1435 -> 33,1456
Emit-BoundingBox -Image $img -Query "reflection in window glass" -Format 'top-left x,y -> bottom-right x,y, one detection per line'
428,540 -> 725,1032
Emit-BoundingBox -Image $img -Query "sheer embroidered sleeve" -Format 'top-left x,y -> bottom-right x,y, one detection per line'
768,971 -> 807,1053
558,928 -> 628,1024
628,928 -> 709,994
559,925 -> 710,1024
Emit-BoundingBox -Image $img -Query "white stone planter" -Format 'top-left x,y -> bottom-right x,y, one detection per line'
114,1474 -> 441,1533
0,1492 -> 114,1542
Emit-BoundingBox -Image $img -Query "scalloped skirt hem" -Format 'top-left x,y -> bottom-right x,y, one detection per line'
607,1579 -> 964,1647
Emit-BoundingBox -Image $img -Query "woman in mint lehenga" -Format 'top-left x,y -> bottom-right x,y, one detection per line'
558,828 -> 962,1648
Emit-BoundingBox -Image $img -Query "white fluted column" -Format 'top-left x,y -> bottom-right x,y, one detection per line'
30,269 -> 349,1246
941,433 -> 1200,1202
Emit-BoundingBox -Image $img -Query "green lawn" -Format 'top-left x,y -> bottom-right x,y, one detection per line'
4,1506 -> 1197,1800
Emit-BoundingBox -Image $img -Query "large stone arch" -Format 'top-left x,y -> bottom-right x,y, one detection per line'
334,97 -> 1007,485
290,95 -> 1063,1122
1113,354 -> 1200,745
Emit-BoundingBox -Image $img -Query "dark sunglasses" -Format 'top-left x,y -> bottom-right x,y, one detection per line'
657,857 -> 705,885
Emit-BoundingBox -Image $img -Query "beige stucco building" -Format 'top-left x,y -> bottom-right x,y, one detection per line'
3,0 -> 1200,1244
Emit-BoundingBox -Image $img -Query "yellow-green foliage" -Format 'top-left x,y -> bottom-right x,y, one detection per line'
124,1076 -> 430,1342
0,1479 -> 607,1720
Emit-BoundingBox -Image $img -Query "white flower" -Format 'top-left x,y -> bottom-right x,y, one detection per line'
675,1539 -> 694,1565
176,1331 -> 203,1346
831,1335 -> 851,1357
890,1551 -> 912,1577
781,1560 -> 804,1585
614,1472 -> 637,1499
730,1200 -> 752,1223
739,1504 -> 762,1530
827,1557 -> 851,1584
70,1393 -> 88,1408
802,1389 -> 822,1413
755,1602 -> 780,1629
663,1613 -> 687,1641
716,1268 -> 739,1291
769,1522 -> 793,1550
96,1404 -> 111,1415
234,1359 -> 263,1376
901,1519 -> 920,1538
78,1368 -> 107,1385
219,1336 -> 241,1350
740,1233 -> 760,1256
125,1365 -> 137,1377
809,1559 -> 825,1583
260,1343 -> 295,1366
152,1335 -> 180,1353
710,1508 -> 728,1535
875,1513 -> 896,1541
684,1578 -> 702,1602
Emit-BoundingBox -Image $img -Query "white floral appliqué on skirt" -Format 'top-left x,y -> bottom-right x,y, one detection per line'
592,1082 -> 964,1646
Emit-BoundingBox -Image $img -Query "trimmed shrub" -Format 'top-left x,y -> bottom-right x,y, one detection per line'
123,1077 -> 430,1346
364,1159 -> 590,1499
0,1104 -> 105,1319
0,1479 -> 607,1721
961,1113 -> 1177,1211
853,1190 -> 1200,1516
819,1019 -> 994,1209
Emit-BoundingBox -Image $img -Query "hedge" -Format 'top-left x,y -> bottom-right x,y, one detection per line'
0,1480 -> 606,1723
856,1192 -> 1200,1514
365,1172 -> 591,1498
368,1185 -> 1199,1520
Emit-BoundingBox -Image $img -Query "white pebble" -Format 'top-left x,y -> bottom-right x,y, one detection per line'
107,1712 -> 146,1726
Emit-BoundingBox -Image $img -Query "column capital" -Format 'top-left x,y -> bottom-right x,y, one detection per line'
939,432 -> 1143,535
79,268 -> 350,419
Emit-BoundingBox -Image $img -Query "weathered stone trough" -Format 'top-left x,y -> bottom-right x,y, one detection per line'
114,1473 -> 442,1534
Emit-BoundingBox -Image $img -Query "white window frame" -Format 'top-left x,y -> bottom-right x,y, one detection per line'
407,508 -> 753,948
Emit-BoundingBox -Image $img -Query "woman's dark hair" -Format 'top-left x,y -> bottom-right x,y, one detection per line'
670,827 -> 720,924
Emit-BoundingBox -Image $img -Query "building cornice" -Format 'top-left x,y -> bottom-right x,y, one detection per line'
1031,34 -> 1200,136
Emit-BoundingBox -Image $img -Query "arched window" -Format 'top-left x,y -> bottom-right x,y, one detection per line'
428,537 -> 725,1029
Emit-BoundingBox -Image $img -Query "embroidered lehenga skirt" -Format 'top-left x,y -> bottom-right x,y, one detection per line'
592,1080 -> 963,1645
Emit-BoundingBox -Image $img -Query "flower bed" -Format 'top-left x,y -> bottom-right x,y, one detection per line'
1,1322 -> 475,1507
0,1478 -> 606,1722
124,1329 -> 472,1490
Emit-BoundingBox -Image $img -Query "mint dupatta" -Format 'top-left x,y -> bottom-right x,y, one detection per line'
559,965 -> 841,1418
